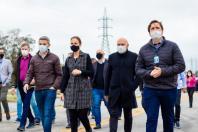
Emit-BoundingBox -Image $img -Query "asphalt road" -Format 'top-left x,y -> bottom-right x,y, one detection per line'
0,92 -> 197,132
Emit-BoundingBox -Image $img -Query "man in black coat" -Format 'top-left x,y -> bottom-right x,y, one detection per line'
104,38 -> 138,132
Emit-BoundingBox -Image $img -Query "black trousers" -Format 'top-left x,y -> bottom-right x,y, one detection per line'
66,109 -> 80,126
187,88 -> 195,108
110,103 -> 133,132
174,89 -> 181,122
68,108 -> 91,132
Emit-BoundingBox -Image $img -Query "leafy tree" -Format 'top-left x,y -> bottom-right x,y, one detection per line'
0,29 -> 35,59
0,29 -> 35,86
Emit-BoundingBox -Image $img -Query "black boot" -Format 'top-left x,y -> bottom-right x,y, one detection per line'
86,129 -> 92,132
0,113 -> 2,122
5,112 -> 10,120
66,124 -> 71,128
94,124 -> 101,129
175,121 -> 181,129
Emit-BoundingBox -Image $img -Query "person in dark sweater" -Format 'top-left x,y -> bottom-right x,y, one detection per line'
136,20 -> 185,132
105,38 -> 138,132
91,49 -> 109,129
24,36 -> 63,132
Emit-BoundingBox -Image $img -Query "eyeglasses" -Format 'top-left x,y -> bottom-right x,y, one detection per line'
71,43 -> 79,45
117,43 -> 125,46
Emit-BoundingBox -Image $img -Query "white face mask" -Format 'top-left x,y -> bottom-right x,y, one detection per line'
117,45 -> 127,54
39,45 -> 48,53
21,50 -> 29,56
150,30 -> 162,39
188,73 -> 192,77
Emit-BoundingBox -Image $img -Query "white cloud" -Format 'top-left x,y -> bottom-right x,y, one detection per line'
0,0 -> 197,66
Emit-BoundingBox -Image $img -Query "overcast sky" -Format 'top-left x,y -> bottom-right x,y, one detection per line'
0,0 -> 197,68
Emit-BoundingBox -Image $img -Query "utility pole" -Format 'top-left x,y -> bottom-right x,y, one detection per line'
98,8 -> 112,56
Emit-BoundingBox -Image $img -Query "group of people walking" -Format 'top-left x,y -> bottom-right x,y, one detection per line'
0,19 -> 197,132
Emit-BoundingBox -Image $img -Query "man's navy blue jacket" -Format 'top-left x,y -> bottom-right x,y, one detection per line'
136,38 -> 185,90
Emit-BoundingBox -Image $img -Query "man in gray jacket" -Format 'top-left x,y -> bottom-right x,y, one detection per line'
0,47 -> 13,121
136,20 -> 185,132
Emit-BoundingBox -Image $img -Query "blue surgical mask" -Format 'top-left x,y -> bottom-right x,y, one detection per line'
39,45 -> 48,53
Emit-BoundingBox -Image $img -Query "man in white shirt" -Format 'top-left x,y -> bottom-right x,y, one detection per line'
174,72 -> 187,129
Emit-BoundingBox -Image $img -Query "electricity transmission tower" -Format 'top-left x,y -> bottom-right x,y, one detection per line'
98,8 -> 112,56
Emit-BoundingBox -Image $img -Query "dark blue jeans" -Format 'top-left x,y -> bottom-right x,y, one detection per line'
92,88 -> 109,125
35,89 -> 56,132
17,89 -> 41,120
19,88 -> 35,127
174,89 -> 181,122
142,87 -> 177,132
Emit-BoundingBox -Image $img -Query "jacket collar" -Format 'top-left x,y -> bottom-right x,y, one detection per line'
148,36 -> 166,48
117,50 -> 129,57
70,50 -> 85,58
97,58 -> 106,64
37,50 -> 51,59
21,54 -> 31,60
18,54 -> 32,60
0,58 -> 7,63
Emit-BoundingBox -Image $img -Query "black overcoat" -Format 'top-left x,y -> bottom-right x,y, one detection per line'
105,51 -> 138,109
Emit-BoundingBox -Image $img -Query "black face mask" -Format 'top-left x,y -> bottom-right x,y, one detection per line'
70,45 -> 79,52
0,54 -> 4,59
96,53 -> 103,60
